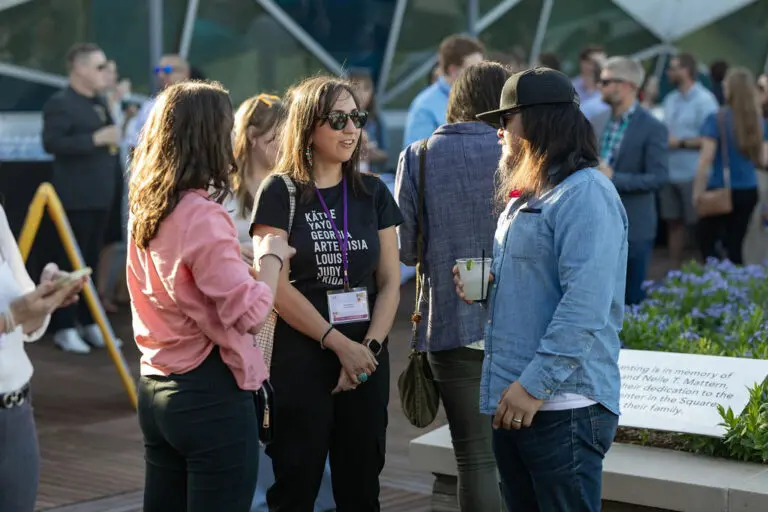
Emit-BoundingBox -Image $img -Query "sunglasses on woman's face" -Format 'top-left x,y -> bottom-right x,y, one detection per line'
322,110 -> 368,130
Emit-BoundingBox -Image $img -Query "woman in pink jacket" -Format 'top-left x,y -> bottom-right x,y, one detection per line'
127,81 -> 294,512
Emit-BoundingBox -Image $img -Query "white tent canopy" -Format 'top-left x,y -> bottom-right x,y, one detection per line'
613,0 -> 756,42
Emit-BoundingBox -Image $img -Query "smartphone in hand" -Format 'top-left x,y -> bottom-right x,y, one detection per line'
53,267 -> 93,288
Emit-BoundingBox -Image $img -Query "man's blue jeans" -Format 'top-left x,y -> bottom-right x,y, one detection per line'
492,404 -> 618,512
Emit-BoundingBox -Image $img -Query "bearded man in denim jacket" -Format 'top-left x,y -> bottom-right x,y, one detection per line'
459,68 -> 628,512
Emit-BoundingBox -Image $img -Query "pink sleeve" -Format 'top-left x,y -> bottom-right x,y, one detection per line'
179,201 -> 274,334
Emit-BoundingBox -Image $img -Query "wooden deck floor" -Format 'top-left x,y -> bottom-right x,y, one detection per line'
29,280 -> 444,511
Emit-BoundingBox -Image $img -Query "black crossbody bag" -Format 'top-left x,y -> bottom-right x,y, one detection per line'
254,380 -> 275,445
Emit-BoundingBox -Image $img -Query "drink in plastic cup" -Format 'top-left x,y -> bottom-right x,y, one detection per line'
456,258 -> 493,301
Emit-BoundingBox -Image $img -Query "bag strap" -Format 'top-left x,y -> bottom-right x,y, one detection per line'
279,174 -> 297,233
410,139 -> 429,350
717,110 -> 731,189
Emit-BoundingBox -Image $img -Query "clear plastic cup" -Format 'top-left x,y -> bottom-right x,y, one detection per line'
456,258 -> 493,301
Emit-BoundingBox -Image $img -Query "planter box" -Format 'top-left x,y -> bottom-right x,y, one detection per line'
409,425 -> 768,511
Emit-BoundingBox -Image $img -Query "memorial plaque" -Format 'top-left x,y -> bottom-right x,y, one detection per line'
618,349 -> 768,437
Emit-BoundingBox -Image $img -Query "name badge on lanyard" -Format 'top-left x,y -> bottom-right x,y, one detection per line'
315,177 -> 371,325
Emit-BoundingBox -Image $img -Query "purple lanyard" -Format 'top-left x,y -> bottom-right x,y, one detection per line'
315,177 -> 350,291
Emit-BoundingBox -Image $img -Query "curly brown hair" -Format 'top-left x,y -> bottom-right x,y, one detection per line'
274,75 -> 367,203
129,81 -> 235,249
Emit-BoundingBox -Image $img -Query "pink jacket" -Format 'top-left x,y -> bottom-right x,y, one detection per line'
127,189 -> 272,390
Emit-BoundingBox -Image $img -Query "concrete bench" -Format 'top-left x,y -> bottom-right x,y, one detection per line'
409,425 -> 768,512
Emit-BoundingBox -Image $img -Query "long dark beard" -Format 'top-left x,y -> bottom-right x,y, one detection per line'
496,140 -> 548,206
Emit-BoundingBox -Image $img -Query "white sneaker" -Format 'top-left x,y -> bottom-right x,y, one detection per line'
81,324 -> 123,349
53,328 -> 91,354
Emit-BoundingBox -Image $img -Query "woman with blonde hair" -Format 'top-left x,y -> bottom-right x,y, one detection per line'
225,93 -> 285,265
128,81 -> 294,512
694,67 -> 768,264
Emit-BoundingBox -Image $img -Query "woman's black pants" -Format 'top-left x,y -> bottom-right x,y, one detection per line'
698,188 -> 758,265
138,347 -> 260,512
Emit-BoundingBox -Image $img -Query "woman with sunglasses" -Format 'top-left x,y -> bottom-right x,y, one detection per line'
250,76 -> 403,511
227,93 -> 286,266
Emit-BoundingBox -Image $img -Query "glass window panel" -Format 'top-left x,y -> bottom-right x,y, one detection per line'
272,0 -> 393,83
0,76 -> 60,112
0,0 -> 187,94
479,0 -> 542,68
540,0 -> 660,77
675,1 -> 768,75
188,0 -> 331,106
385,0 -> 469,90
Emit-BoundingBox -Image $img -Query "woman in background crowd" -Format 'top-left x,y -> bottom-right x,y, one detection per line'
128,81 -> 294,512
694,67 -> 768,264
251,75 -> 403,511
226,93 -> 285,264
396,61 -> 507,512
225,92 -> 336,512
348,69 -> 389,174
0,204 -> 85,512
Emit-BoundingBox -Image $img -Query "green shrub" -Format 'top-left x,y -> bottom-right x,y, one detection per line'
621,259 -> 768,463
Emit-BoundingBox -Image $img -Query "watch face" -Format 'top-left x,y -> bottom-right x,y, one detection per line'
367,339 -> 382,354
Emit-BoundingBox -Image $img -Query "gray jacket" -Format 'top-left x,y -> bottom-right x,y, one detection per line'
593,106 -> 669,242
395,122 -> 499,352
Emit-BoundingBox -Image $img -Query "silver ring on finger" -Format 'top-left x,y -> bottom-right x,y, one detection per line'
512,417 -> 523,424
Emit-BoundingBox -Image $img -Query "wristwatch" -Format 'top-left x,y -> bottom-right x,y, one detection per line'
364,338 -> 383,356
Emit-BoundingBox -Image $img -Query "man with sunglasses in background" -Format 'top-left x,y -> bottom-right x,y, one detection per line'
123,54 -> 191,156
41,43 -> 122,353
594,56 -> 668,305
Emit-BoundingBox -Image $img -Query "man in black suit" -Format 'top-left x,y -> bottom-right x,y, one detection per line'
42,42 -> 123,354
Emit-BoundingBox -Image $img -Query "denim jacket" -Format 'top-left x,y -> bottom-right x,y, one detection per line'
480,168 -> 628,416
396,122 -> 500,352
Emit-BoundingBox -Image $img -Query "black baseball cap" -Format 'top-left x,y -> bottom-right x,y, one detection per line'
476,67 -> 580,128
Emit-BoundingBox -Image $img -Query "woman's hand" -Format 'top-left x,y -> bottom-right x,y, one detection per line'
40,263 -> 82,308
240,243 -> 254,266
326,332 -> 378,382
452,265 -> 494,305
331,369 -> 358,394
254,234 -> 296,265
10,276 -> 86,333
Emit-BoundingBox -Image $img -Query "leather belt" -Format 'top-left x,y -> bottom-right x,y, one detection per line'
0,383 -> 30,409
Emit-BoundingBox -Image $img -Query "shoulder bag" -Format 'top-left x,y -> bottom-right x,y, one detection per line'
397,139 -> 441,429
253,174 -> 295,445
696,110 -> 733,217
254,174 -> 296,367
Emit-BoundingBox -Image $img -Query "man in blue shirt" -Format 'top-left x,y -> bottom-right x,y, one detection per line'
402,34 -> 484,147
661,53 -> 718,269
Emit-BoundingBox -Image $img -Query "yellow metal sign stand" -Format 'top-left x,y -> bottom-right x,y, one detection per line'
16,183 -> 138,409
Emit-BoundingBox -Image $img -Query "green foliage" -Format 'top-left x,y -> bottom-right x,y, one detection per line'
622,259 -> 768,463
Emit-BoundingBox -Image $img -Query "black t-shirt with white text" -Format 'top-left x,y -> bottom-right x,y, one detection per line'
250,173 -> 403,354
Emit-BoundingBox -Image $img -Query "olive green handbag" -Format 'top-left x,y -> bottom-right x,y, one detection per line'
397,139 -> 440,429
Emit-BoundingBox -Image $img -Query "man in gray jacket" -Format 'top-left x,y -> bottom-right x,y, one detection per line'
594,56 -> 668,305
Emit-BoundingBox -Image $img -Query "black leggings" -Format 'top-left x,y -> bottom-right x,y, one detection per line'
138,347 -> 261,512
698,188 -> 758,265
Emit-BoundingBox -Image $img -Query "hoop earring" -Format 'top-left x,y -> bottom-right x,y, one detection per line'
305,145 -> 313,168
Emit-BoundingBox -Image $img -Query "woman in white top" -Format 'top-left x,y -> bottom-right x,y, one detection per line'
0,205 -> 86,512
227,92 -> 336,512
225,93 -> 286,265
